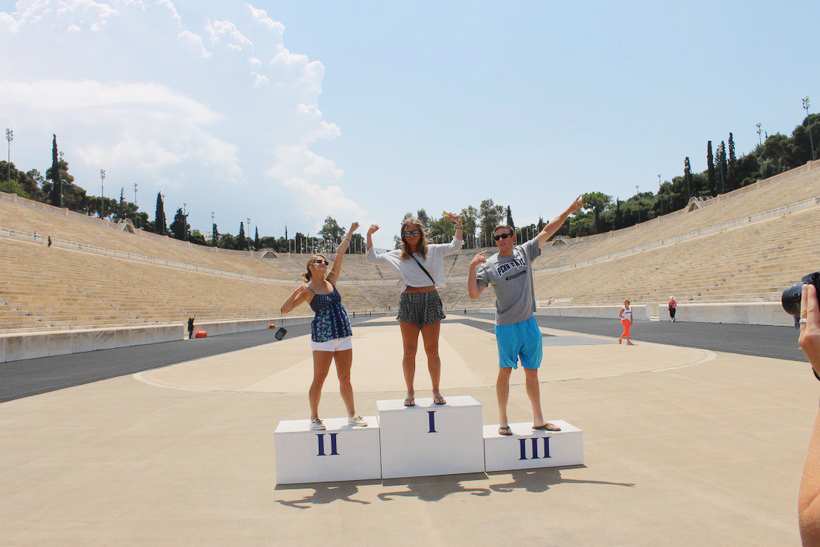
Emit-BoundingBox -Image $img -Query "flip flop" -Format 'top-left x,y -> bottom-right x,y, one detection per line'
404,396 -> 415,407
433,394 -> 446,405
498,425 -> 512,436
532,422 -> 561,431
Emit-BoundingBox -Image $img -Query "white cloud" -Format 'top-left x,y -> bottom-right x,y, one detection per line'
178,30 -> 211,59
0,0 -> 357,234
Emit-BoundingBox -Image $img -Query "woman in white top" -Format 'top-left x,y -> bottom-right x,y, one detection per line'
618,299 -> 634,345
366,213 -> 463,406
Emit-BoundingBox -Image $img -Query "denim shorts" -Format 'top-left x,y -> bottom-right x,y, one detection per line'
397,291 -> 445,328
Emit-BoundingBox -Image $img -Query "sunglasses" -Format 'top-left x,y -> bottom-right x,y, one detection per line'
493,232 -> 512,241
312,259 -> 328,265
404,230 -> 421,237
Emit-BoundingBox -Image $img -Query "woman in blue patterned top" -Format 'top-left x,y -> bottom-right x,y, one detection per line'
280,222 -> 367,431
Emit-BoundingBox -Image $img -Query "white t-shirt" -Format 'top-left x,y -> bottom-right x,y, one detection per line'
621,306 -> 632,320
367,237 -> 463,290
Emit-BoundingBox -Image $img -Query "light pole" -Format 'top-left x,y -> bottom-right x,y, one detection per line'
756,123 -> 763,146
658,174 -> 663,215
804,97 -> 816,161
6,128 -> 14,194
183,202 -> 188,241
100,169 -> 106,218
5,128 -> 12,193
635,185 -> 640,223
134,183 -> 138,207
58,151 -> 64,208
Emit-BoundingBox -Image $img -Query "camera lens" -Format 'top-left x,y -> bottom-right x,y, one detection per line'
782,282 -> 803,318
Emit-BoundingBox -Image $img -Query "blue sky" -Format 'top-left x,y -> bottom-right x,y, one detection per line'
1,1 -> 818,248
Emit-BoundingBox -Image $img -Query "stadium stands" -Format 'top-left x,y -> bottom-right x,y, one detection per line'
0,160 -> 817,333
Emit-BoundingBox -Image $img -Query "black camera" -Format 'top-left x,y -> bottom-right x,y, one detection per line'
782,272 -> 820,319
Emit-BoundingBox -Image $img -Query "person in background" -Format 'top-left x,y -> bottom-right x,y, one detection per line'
187,316 -> 195,339
618,299 -> 634,345
668,296 -> 677,323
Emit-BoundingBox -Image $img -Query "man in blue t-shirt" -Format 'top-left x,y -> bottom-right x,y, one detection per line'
468,196 -> 583,436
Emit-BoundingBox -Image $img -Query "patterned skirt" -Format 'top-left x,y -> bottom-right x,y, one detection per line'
397,291 -> 445,328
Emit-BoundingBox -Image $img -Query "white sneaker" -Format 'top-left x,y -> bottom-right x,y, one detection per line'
348,415 -> 367,427
309,418 -> 325,431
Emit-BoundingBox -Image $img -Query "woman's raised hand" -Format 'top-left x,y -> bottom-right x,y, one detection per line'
367,224 -> 379,235
444,211 -> 462,225
349,222 -> 360,234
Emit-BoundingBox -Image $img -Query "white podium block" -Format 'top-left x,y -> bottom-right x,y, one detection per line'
483,420 -> 583,472
274,417 -> 381,484
378,396 -> 484,479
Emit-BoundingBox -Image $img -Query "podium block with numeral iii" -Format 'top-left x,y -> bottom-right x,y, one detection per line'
377,396 -> 485,479
274,417 -> 381,484
483,420 -> 583,472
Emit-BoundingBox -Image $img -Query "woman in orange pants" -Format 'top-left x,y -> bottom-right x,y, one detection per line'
618,299 -> 634,345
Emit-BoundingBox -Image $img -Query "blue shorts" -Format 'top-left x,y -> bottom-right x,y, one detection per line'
495,317 -> 543,370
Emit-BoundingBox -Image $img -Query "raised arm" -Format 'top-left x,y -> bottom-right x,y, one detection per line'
799,283 -> 820,545
535,195 -> 584,246
327,222 -> 359,284
467,251 -> 488,299
280,284 -> 309,315
366,224 -> 379,252
444,211 -> 463,241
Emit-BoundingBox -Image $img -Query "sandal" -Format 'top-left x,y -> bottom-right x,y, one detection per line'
532,422 -> 561,431
433,394 -> 446,405
404,396 -> 415,407
498,425 -> 512,436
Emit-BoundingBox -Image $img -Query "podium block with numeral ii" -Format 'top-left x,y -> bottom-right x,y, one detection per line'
483,420 -> 583,472
377,396 -> 485,479
274,417 -> 381,484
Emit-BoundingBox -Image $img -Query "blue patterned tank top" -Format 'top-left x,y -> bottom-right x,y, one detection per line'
309,286 -> 353,343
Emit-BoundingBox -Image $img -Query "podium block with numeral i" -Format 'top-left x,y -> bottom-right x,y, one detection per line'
377,396 -> 485,479
483,420 -> 583,472
274,417 -> 381,484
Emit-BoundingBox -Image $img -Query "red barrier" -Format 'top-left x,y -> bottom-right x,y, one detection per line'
195,331 -> 208,338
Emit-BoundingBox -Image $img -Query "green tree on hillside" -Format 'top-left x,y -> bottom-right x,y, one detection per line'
707,141 -> 716,195
47,135 -> 62,207
728,133 -> 737,190
319,216 -> 345,246
237,222 -> 247,250
505,206 -> 515,232
460,206 -> 478,248
478,199 -> 505,246
155,192 -> 167,235
170,208 -> 188,241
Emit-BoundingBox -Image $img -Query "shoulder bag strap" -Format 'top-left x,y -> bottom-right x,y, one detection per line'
408,253 -> 436,285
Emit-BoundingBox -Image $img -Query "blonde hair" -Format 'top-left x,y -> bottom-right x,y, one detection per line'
301,254 -> 329,283
400,218 -> 429,260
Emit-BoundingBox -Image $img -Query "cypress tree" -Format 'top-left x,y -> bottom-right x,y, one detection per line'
506,206 -> 515,232
212,223 -> 218,247
706,141 -> 716,195
254,227 -> 260,251
238,222 -> 246,250
684,157 -> 693,201
155,192 -> 166,235
727,133 -> 737,190
718,141 -> 728,194
48,135 -> 62,207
